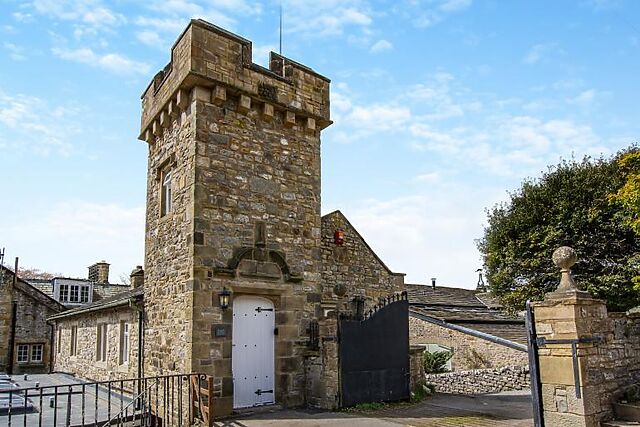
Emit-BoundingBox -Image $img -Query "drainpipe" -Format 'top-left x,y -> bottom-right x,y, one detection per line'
48,322 -> 55,373
7,257 -> 18,375
137,308 -> 144,379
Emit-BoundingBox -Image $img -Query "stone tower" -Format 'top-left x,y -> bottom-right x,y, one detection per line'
139,20 -> 331,415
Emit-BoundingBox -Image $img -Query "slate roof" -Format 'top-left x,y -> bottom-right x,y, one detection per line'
48,287 -> 143,320
407,283 -> 527,344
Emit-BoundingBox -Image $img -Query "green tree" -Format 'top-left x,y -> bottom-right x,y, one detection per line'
478,150 -> 640,313
609,150 -> 640,291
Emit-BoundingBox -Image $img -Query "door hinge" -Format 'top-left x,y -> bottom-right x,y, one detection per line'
255,389 -> 274,396
255,307 -> 274,312
274,327 -> 278,335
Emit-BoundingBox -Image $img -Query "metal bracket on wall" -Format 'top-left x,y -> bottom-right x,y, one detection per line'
535,336 -> 603,399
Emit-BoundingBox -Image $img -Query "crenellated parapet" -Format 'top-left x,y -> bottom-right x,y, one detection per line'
138,19 -> 331,143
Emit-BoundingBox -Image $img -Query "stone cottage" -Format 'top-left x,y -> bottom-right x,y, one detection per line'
0,264 -> 65,374
51,19 -> 407,416
408,282 -> 529,370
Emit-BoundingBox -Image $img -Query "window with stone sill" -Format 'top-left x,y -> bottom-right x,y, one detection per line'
31,344 -> 43,363
119,321 -> 129,365
70,326 -> 78,356
160,168 -> 173,217
96,324 -> 108,362
17,345 -> 29,363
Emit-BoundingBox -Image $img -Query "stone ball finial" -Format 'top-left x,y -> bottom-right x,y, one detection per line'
552,246 -> 577,292
552,246 -> 577,271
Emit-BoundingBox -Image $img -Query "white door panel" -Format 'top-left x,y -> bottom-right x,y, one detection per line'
232,296 -> 275,408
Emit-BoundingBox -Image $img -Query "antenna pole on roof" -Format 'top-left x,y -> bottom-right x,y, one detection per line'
279,2 -> 283,56
0,247 -> 5,285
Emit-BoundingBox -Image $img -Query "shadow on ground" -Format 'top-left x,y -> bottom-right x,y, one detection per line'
213,390 -> 533,427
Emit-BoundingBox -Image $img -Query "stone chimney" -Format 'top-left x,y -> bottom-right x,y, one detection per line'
88,261 -> 110,284
130,265 -> 144,288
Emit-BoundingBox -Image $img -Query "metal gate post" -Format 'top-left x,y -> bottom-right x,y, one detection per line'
526,300 -> 544,427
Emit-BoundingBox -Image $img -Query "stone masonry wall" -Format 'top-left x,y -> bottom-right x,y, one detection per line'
409,345 -> 426,392
54,306 -> 140,382
534,294 -> 640,426
409,316 -> 529,371
0,268 -> 62,374
0,270 -> 15,371
305,317 -> 339,409
425,365 -> 530,395
321,211 -> 405,310
143,85 -> 195,378
12,286 -> 58,374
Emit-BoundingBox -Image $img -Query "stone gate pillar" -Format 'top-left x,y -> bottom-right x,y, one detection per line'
532,246 -> 608,427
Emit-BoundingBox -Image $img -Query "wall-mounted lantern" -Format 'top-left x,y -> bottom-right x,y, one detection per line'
218,287 -> 231,310
334,229 -> 345,245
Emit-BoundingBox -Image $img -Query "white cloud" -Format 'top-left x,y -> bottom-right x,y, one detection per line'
135,16 -> 185,34
370,39 -> 393,53
252,44 -> 277,67
523,43 -> 561,64
31,0 -> 125,28
568,89 -> 598,107
3,42 -> 26,61
281,0 -> 373,37
13,12 -> 33,22
0,90 -> 80,156
51,47 -> 151,75
410,114 -> 605,176
332,187 -> 491,287
346,104 -> 411,131
439,0 -> 473,13
0,201 -> 145,283
136,30 -> 164,48
403,0 -> 473,28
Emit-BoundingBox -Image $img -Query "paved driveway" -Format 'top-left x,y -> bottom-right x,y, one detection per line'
215,390 -> 533,427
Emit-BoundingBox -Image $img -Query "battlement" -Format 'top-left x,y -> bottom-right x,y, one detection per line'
139,19 -> 331,141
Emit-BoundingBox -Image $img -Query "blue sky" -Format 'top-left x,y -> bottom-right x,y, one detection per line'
1,0 -> 638,287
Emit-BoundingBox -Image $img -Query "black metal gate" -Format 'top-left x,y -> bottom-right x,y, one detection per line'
339,292 -> 409,407
525,300 -> 544,427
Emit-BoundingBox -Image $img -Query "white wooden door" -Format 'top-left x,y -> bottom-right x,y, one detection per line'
232,296 -> 275,408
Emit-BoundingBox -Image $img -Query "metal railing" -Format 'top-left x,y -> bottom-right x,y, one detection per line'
0,373 -> 209,427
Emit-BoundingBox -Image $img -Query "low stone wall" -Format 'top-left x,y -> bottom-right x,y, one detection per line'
409,317 -> 529,371
425,365 -> 530,395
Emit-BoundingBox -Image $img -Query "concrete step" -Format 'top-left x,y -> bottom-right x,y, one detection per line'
601,421 -> 640,427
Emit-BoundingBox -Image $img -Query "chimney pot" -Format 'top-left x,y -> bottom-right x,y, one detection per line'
431,277 -> 437,289
130,266 -> 144,288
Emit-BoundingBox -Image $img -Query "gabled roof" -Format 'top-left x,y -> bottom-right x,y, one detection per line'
321,210 -> 405,277
0,265 -> 66,312
407,283 -> 485,307
407,283 -> 527,344
48,287 -> 143,320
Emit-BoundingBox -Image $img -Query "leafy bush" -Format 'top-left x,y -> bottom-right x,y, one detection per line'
423,350 -> 453,374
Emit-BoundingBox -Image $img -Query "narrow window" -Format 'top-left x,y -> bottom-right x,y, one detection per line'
31,344 -> 43,363
17,345 -> 29,363
119,321 -> 129,365
57,328 -> 61,353
80,286 -> 90,303
161,169 -> 172,217
70,326 -> 78,356
60,284 -> 69,302
96,324 -> 107,362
